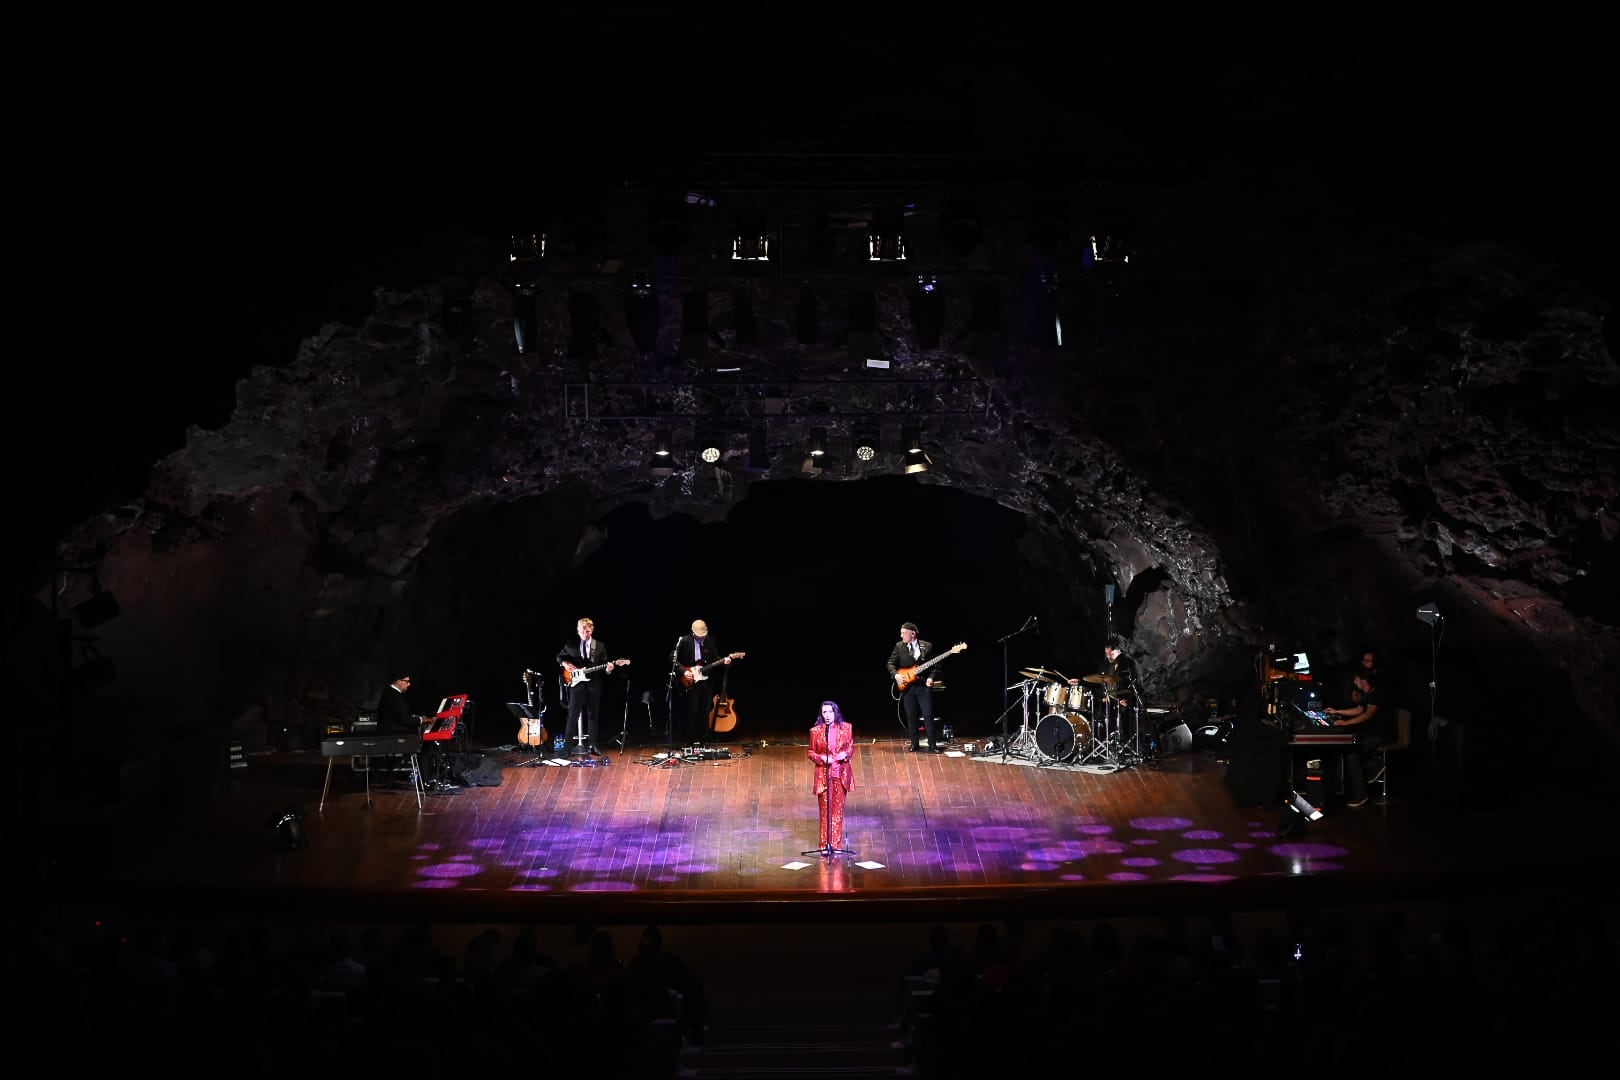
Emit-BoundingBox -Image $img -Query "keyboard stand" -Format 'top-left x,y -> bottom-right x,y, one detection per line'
321,751 -> 422,812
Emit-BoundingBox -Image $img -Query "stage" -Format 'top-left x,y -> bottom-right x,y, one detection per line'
85,718 -> 1614,930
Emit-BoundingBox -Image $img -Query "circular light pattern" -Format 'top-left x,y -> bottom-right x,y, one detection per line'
701,446 -> 721,463
856,445 -> 876,461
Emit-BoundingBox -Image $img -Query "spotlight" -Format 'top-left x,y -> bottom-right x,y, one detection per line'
1416,603 -> 1443,626
901,424 -> 930,475
1090,234 -> 1132,264
510,283 -> 538,355
509,231 -> 544,261
910,275 -> 943,348
697,427 -> 723,465
809,427 -> 828,457
626,275 -> 658,353
650,429 -> 676,476
868,205 -> 907,262
732,209 -> 769,261
853,425 -> 879,462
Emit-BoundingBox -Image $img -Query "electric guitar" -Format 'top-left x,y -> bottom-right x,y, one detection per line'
680,651 -> 746,690
517,670 -> 548,747
892,642 -> 967,696
561,658 -> 631,685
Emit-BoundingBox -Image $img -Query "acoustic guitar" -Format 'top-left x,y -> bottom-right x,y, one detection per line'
709,692 -> 738,733
517,670 -> 548,747
892,642 -> 968,697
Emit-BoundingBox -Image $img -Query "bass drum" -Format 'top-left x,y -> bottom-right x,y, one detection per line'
1035,712 -> 1092,762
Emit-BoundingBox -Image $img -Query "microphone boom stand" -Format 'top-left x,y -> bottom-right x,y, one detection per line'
803,721 -> 855,859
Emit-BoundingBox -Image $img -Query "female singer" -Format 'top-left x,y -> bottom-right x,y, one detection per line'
808,700 -> 855,852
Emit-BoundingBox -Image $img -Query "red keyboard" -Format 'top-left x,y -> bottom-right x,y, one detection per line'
422,694 -> 468,742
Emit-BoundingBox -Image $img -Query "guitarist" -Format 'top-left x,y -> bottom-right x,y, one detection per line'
555,617 -> 620,755
673,619 -> 734,750
889,622 -> 943,753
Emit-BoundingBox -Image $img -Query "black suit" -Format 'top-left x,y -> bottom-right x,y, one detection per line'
556,636 -> 611,751
888,638 -> 940,750
376,685 -> 417,737
674,634 -> 727,746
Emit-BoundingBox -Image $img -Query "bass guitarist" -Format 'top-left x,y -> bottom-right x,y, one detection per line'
673,619 -> 737,750
889,621 -> 944,753
555,616 -> 626,756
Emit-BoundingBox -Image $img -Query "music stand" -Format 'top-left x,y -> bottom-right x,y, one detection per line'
507,702 -> 549,767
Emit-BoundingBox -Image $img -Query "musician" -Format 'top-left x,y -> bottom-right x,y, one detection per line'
555,617 -> 618,755
888,622 -> 942,753
808,700 -> 855,852
1064,639 -> 1139,706
673,619 -> 733,749
1326,671 -> 1384,807
376,672 -> 457,793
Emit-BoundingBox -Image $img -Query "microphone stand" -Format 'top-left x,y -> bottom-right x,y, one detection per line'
998,615 -> 1038,724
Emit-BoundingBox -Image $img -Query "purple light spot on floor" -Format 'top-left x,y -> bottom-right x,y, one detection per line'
510,884 -> 552,892
1077,823 -> 1114,836
1076,839 -> 1128,856
1270,842 -> 1349,859
1029,841 -> 1093,860
1169,873 -> 1237,883
1058,872 -> 1087,881
414,879 -> 459,890
1107,871 -> 1151,881
1018,862 -> 1048,872
1249,831 -> 1278,840
671,863 -> 721,874
572,881 -> 638,892
1182,829 -> 1223,841
1306,862 -> 1346,871
451,854 -> 477,861
411,854 -> 430,861
974,826 -> 1031,841
467,838 -> 506,850
418,843 -> 445,852
418,862 -> 483,879
1232,842 -> 1258,850
1129,816 -> 1194,831
518,867 -> 560,880
973,841 -> 1017,854
1130,837 -> 1159,846
950,861 -> 982,873
1120,857 -> 1160,868
649,874 -> 680,883
1172,847 -> 1240,864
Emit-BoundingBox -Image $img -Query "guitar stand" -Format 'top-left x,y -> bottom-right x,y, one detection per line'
508,702 -> 551,767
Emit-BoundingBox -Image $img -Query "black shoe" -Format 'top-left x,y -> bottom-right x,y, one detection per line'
908,744 -> 919,752
929,746 -> 943,754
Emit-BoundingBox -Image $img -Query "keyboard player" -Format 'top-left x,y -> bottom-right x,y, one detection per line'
1323,672 -> 1384,806
377,672 -> 459,794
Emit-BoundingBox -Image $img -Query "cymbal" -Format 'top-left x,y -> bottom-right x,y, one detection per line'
1019,667 -> 1064,683
1082,674 -> 1121,685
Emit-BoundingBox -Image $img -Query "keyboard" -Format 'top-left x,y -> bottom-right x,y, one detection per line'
321,734 -> 419,756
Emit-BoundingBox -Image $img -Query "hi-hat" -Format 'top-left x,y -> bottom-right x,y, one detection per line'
1082,674 -> 1121,685
1019,667 -> 1064,683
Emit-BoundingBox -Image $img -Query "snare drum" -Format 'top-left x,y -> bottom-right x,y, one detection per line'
1043,683 -> 1069,712
1063,686 -> 1091,713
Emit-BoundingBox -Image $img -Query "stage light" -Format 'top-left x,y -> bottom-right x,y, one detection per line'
650,429 -> 676,476
732,209 -> 769,261
1090,234 -> 1132,264
809,427 -> 828,457
902,424 -> 930,475
1416,603 -> 1442,626
697,426 -> 723,464
626,275 -> 658,353
853,425 -> 879,462
510,283 -> 537,355
868,205 -> 907,262
910,275 -> 943,348
509,232 -> 544,261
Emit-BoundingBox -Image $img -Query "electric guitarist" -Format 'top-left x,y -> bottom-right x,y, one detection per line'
888,622 -> 967,753
673,619 -> 739,749
554,617 -> 628,756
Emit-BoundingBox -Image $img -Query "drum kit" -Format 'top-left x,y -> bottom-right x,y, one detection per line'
1006,666 -> 1151,769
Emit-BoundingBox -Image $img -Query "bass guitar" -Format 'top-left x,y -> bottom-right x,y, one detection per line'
561,658 -> 631,686
517,669 -> 548,747
892,642 -> 968,697
680,651 -> 746,690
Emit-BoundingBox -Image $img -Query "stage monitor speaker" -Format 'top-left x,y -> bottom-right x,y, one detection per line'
1161,722 -> 1193,755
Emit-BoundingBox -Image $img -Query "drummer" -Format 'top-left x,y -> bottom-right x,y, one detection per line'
1067,639 -> 1139,708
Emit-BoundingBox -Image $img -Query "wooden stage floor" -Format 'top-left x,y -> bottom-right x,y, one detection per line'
91,721 -> 1617,929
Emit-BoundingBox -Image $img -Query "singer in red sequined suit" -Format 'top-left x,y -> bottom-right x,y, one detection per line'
809,701 -> 855,850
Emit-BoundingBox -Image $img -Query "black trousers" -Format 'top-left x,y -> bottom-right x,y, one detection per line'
679,686 -> 713,746
563,683 -> 604,748
901,684 -> 936,748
